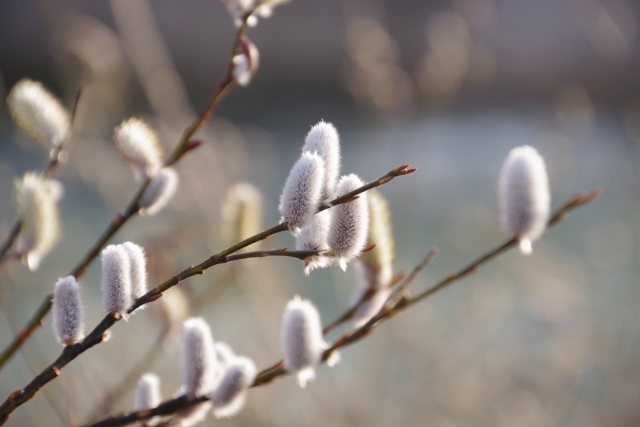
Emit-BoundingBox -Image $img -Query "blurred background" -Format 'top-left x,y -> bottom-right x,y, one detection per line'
0,0 -> 639,426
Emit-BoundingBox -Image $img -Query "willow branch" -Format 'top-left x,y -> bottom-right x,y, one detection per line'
84,188 -> 601,427
0,167 -> 415,423
0,14 -> 254,371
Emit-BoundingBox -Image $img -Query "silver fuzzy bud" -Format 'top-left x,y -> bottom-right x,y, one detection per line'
295,210 -> 333,275
498,145 -> 550,255
138,167 -> 179,216
52,276 -> 85,346
302,121 -> 341,203
101,244 -> 133,317
280,296 -> 324,388
134,373 -> 161,412
121,242 -> 148,302
210,356 -> 257,418
327,174 -> 370,271
278,152 -> 325,232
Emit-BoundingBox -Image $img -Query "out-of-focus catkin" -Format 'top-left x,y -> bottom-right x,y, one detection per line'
279,152 -> 325,232
180,318 -> 217,396
113,118 -> 163,180
302,121 -> 341,203
134,373 -> 161,412
138,167 -> 179,216
220,183 -> 262,252
176,317 -> 217,426
498,145 -> 550,255
232,37 -> 260,86
14,172 -> 62,271
101,244 -> 133,317
210,356 -> 257,418
295,210 -> 332,275
327,174 -> 370,271
52,276 -> 85,346
280,296 -> 324,388
7,78 -> 71,147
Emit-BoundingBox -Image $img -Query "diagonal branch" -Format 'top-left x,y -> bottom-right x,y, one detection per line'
82,188 -> 601,427
0,12 -> 255,371
0,163 -> 415,423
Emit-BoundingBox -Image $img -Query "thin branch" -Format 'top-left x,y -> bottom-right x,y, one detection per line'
0,15 -> 254,370
83,188 -> 601,427
0,173 -> 413,423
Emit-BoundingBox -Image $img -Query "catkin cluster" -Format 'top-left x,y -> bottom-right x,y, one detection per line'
135,317 -> 257,426
279,121 -> 370,273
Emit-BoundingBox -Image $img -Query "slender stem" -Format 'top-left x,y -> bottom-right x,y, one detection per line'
0,17 -> 254,371
0,170 -> 413,423
83,188 -> 601,427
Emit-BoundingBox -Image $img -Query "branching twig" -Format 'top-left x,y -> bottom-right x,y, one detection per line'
0,168 -> 416,423
0,13 -> 256,371
82,188 -> 601,427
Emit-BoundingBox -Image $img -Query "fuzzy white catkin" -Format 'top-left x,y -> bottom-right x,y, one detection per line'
121,242 -> 147,301
180,317 -> 217,396
7,78 -> 71,147
138,167 -> 179,216
210,356 -> 257,418
280,296 -> 324,388
101,244 -> 133,317
134,373 -> 161,412
52,276 -> 85,346
295,210 -> 332,275
498,145 -> 550,255
176,318 -> 217,426
113,117 -> 163,180
278,152 -> 325,232
14,173 -> 62,271
302,121 -> 341,203
327,174 -> 370,271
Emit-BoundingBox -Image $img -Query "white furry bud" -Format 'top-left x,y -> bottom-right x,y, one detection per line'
121,242 -> 147,311
295,210 -> 332,275
280,296 -> 324,388
52,276 -> 85,346
279,152 -> 325,232
101,245 -> 133,317
176,318 -> 217,426
138,167 -> 179,216
220,183 -> 262,252
302,121 -> 341,202
232,37 -> 259,87
14,173 -> 62,271
180,318 -> 217,397
134,373 -> 161,412
113,118 -> 163,180
327,174 -> 370,271
7,79 -> 70,147
498,145 -> 550,255
210,356 -> 256,418
349,261 -> 392,328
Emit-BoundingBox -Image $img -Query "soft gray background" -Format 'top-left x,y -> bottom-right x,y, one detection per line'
0,0 -> 639,426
